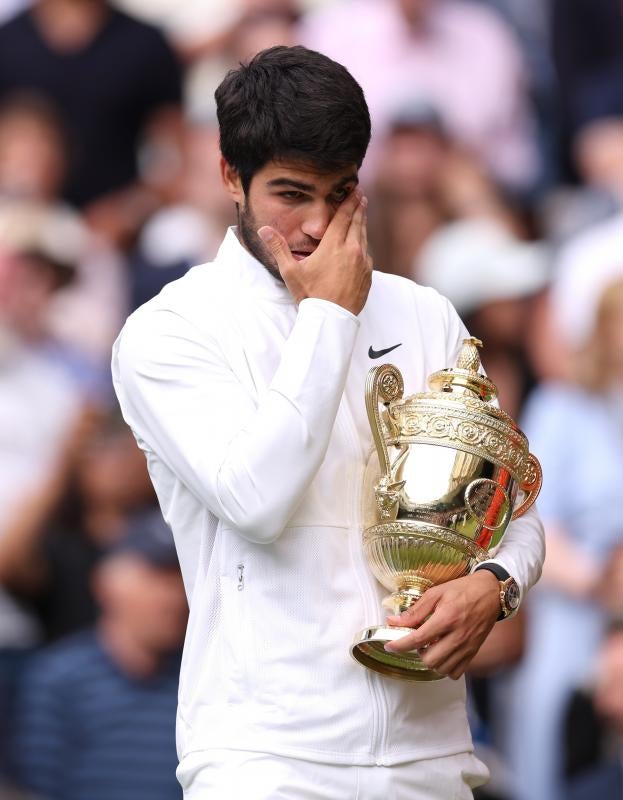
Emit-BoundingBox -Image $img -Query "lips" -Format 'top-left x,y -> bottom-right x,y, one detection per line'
291,250 -> 314,261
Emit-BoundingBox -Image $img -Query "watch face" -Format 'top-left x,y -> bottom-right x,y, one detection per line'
506,581 -> 520,610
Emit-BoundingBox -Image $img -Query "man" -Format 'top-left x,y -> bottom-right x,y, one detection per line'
112,46 -> 544,798
0,0 -> 183,246
13,510 -> 187,800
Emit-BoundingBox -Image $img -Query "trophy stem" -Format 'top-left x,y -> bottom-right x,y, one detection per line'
382,578 -> 433,616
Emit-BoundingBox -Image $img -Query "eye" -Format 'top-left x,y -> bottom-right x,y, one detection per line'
279,191 -> 306,201
331,187 -> 353,204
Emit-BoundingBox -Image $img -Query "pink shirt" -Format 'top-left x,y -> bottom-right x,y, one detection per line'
299,0 -> 538,189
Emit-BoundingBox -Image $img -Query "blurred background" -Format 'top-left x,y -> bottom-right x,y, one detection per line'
0,1 -> 622,799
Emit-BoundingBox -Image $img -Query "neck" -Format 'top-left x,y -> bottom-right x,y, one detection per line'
32,0 -> 108,52
98,616 -> 162,679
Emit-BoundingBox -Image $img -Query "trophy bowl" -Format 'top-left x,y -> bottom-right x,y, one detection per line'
351,338 -> 542,681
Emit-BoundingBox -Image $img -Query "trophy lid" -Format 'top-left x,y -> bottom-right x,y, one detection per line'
428,338 -> 498,402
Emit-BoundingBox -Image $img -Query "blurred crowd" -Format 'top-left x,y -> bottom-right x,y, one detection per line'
0,1 -> 622,799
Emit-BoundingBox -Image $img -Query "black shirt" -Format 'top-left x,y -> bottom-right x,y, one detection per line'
0,7 -> 183,206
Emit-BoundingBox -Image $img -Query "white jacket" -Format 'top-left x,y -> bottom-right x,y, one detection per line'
112,229 -> 544,767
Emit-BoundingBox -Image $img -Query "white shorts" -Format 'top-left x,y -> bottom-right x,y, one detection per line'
177,749 -> 490,799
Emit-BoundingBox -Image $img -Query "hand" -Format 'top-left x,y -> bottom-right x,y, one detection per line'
384,571 -> 501,680
257,190 -> 372,315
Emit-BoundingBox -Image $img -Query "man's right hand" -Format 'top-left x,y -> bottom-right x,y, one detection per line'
257,190 -> 372,316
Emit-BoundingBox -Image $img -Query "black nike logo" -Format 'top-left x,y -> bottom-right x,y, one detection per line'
368,343 -> 402,359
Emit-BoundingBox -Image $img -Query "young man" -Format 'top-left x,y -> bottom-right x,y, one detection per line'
112,46 -> 545,798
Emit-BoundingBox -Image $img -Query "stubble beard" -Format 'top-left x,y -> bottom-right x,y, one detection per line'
237,202 -> 284,284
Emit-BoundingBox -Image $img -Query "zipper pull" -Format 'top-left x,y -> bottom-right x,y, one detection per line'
237,563 -> 245,591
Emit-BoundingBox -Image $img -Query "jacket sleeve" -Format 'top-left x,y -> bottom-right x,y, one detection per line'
440,294 -> 546,599
112,297 -> 359,544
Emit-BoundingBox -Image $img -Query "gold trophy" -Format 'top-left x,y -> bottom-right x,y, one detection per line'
351,338 -> 542,681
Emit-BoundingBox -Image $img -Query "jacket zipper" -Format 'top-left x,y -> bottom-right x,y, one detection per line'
340,395 -> 390,765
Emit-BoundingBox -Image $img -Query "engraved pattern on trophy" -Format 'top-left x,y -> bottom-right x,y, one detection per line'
351,338 -> 543,681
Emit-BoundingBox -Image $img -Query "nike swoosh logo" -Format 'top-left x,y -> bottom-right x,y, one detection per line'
368,343 -> 402,359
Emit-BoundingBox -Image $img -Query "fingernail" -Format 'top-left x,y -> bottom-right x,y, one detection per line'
386,615 -> 401,623
384,643 -> 396,652
361,196 -> 368,208
258,227 -> 274,242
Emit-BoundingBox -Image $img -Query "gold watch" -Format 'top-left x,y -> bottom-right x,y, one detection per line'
475,563 -> 520,621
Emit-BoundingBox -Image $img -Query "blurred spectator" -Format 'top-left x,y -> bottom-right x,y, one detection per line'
552,0 -> 623,176
550,211 -> 623,353
183,2 -> 299,124
0,94 -> 128,381
473,0 -> 557,188
0,240 -> 83,780
416,218 -> 549,417
300,0 -> 539,192
0,0 -> 183,248
12,510 -> 187,800
564,615 -> 623,798
367,99 -> 449,277
369,102 -> 526,277
506,277 -> 623,800
128,114 -> 226,311
468,611 -> 526,800
540,116 -> 623,244
0,200 -> 125,400
0,92 -> 66,202
0,409 -> 157,642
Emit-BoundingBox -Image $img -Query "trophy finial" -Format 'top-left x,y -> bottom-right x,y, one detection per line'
456,338 -> 483,372
428,336 -> 496,400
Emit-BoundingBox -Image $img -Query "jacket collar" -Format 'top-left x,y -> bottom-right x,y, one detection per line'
215,227 -> 294,304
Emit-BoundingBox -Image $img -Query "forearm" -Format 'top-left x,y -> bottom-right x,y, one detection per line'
114,298 -> 359,543
475,503 -> 545,601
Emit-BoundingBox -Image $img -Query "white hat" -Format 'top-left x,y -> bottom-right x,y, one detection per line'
0,200 -> 86,274
416,220 -> 550,316
551,212 -> 623,348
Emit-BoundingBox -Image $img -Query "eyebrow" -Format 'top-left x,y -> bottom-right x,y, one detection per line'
266,174 -> 359,192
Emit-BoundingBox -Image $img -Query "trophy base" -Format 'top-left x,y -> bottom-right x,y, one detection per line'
351,626 -> 443,681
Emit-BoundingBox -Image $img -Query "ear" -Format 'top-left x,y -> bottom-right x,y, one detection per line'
220,157 -> 245,205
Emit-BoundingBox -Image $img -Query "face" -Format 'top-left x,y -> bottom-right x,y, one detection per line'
96,556 -> 188,653
76,429 -> 155,513
221,158 -> 359,280
0,113 -> 66,200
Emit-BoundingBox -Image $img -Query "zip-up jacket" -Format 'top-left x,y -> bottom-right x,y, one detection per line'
112,229 -> 544,768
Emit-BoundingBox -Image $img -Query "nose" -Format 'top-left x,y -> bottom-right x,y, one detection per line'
300,201 -> 333,241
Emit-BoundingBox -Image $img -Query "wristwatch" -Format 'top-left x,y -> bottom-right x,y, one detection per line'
474,563 -> 520,621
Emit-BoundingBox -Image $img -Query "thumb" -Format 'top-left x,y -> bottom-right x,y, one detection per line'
257,226 -> 294,276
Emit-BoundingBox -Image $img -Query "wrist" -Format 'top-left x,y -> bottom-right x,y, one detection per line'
474,562 -> 520,621
471,568 -> 503,620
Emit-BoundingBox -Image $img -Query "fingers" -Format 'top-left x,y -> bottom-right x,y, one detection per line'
325,188 -> 363,243
257,226 -> 295,276
345,198 -> 366,253
384,613 -> 449,654
360,204 -> 369,260
420,639 -> 471,680
387,587 -> 440,630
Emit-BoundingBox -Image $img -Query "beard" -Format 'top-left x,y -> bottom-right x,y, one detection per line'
237,202 -> 284,284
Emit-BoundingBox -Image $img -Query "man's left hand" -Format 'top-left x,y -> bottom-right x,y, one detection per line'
384,570 -> 502,680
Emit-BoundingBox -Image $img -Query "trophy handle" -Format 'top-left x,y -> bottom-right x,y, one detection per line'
511,452 -> 542,521
365,364 -> 404,478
